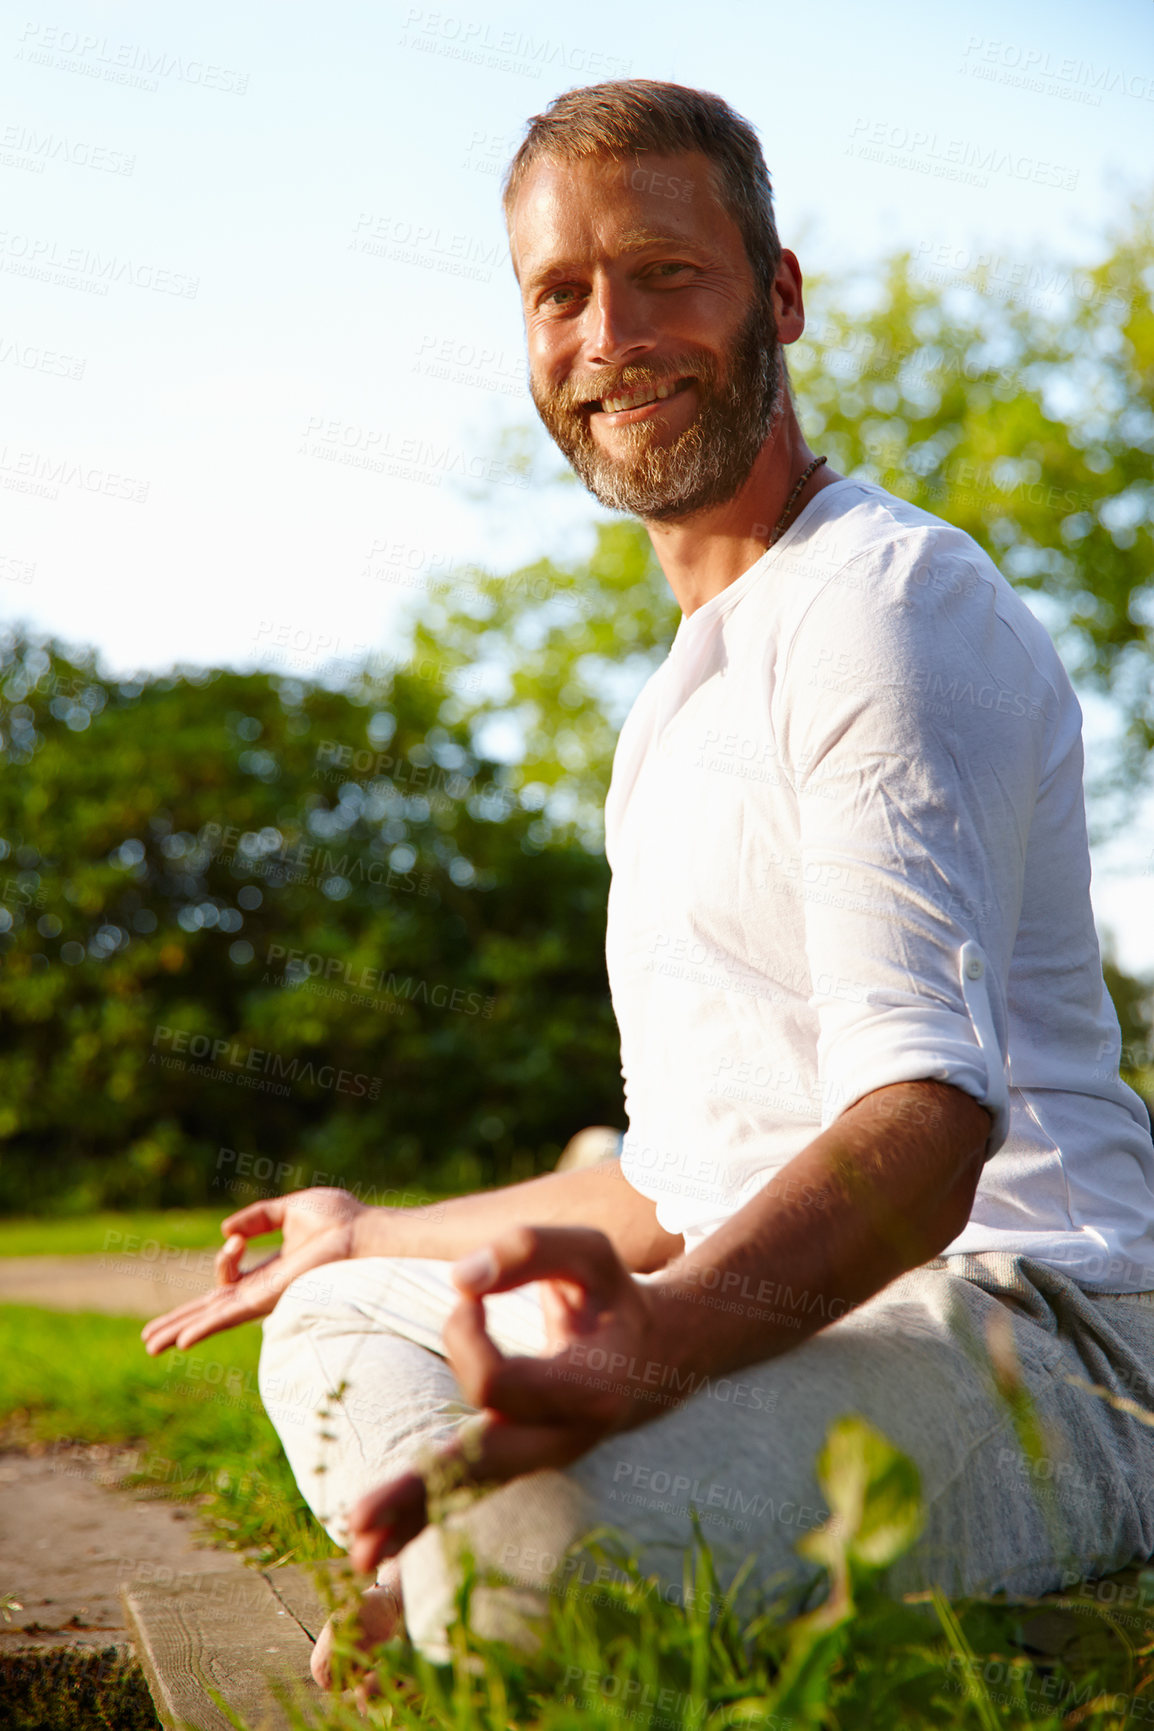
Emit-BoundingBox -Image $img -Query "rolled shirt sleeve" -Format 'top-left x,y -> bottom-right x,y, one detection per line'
777,535 -> 1056,1156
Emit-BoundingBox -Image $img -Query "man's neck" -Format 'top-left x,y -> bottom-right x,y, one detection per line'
643,410 -> 839,617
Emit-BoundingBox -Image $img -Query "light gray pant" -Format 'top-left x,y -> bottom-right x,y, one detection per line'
259,1252 -> 1154,1661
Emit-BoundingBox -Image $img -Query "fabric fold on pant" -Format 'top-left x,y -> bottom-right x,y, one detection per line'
258,1251 -> 1154,1662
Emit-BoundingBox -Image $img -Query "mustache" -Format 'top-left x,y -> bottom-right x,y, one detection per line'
540,352 -> 718,414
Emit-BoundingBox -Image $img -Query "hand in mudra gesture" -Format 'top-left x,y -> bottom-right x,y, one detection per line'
346,1225 -> 668,1572
141,1186 -> 367,1356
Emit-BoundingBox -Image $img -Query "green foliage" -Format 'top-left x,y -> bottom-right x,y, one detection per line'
795,1415 -> 924,1620
791,194 -> 1154,799
0,1647 -> 160,1731
0,633 -> 624,1212
1103,948 -> 1154,1102
404,516 -> 679,849
294,1415 -> 1154,1731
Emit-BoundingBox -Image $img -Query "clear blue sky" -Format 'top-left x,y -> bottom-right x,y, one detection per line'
2,0 -> 1152,964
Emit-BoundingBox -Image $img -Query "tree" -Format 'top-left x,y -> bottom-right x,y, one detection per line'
0,632 -> 622,1211
789,194 -> 1154,803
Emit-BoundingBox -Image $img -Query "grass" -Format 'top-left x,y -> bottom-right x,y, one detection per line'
0,1645 -> 161,1731
0,1303 -> 338,1563
0,1188 -> 465,1258
5,1221 -> 1154,1729
298,1555 -> 1154,1731
276,1451 -> 1154,1731
0,1209 -> 225,1257
5,1312 -> 1154,1731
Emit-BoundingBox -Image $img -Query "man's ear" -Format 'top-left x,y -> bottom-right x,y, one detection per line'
773,250 -> 805,346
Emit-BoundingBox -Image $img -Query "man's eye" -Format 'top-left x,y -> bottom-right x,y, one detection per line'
544,285 -> 581,306
651,262 -> 690,278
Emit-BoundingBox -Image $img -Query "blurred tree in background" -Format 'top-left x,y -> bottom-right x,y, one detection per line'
0,639 -> 623,1211
791,194 -> 1154,804
1,200 -> 1151,1212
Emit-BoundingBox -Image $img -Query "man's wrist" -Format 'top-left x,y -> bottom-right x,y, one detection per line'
347,1199 -> 424,1261
638,1279 -> 701,1406
642,1264 -> 796,1389
349,1205 -> 378,1259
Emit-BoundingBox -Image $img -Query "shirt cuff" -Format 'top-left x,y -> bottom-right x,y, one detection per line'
819,942 -> 1009,1156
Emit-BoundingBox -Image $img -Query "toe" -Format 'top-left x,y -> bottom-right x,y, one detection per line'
309,1578 -> 402,1692
310,1617 -> 336,1688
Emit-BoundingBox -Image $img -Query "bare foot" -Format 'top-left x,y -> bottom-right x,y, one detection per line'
311,1565 -> 404,1694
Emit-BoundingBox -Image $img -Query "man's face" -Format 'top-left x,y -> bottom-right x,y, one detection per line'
510,150 -> 783,522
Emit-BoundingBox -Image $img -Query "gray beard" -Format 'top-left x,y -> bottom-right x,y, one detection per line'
530,298 -> 784,523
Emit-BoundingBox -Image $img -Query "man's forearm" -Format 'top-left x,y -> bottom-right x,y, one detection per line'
647,1079 -> 991,1384
351,1158 -> 684,1273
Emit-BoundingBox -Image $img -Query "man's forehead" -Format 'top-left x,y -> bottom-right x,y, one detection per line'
509,150 -> 729,275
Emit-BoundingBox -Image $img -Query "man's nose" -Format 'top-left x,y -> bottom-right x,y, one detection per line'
583,280 -> 657,369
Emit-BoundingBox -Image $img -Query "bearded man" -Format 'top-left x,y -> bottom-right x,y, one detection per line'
144,80 -> 1154,1680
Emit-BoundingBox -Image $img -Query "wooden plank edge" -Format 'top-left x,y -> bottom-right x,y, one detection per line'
120,1574 -> 316,1731
119,1582 -> 190,1731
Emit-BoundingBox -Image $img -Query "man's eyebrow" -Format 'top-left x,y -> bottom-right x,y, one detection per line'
522,230 -> 700,292
613,227 -> 697,253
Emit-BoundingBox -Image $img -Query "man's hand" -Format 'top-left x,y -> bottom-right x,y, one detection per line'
346,1225 -> 677,1573
141,1187 -> 367,1355
343,1082 -> 992,1572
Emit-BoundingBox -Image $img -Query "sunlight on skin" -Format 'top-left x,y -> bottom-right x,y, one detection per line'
311,1568 -> 403,1700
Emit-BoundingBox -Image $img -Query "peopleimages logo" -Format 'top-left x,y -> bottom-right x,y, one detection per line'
150,1025 -> 381,1098
0,124 -> 134,175
16,22 -> 250,95
0,444 -> 148,501
270,946 -> 495,1017
0,231 -> 198,297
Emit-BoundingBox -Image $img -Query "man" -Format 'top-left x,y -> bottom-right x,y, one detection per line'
144,80 -> 1154,1679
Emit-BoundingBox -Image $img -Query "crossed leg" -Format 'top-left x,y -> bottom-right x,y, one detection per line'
259,1252 -> 1154,1671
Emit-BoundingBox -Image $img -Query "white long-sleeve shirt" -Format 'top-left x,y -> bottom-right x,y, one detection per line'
605,477 -> 1154,1290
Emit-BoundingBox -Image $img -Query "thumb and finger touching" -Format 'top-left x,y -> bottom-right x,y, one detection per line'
451,1226 -> 626,1306
344,1237 -> 643,1566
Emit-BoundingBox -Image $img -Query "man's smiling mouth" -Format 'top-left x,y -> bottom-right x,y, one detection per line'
590,376 -> 693,416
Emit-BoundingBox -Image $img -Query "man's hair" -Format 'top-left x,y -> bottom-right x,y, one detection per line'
502,79 -> 782,293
